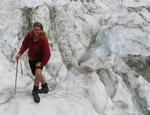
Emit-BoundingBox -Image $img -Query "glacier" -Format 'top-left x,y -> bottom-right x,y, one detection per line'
0,0 -> 150,115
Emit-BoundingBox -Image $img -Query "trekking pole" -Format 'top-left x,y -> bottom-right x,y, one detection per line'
20,59 -> 23,75
14,60 -> 18,96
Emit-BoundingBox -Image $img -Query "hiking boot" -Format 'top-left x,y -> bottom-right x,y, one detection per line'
32,85 -> 40,103
38,82 -> 49,94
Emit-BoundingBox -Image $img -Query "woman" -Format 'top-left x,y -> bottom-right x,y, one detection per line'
16,22 -> 51,103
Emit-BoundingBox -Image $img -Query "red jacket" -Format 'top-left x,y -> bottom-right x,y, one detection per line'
19,31 -> 51,66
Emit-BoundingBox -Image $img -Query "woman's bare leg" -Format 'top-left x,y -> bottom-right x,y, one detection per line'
34,68 -> 42,86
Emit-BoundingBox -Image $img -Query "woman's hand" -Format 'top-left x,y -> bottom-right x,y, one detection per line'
36,62 -> 42,68
15,53 -> 21,61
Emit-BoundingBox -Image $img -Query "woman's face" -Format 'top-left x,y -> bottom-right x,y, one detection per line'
33,26 -> 42,37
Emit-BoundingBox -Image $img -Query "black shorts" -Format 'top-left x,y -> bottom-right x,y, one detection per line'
29,60 -> 43,75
